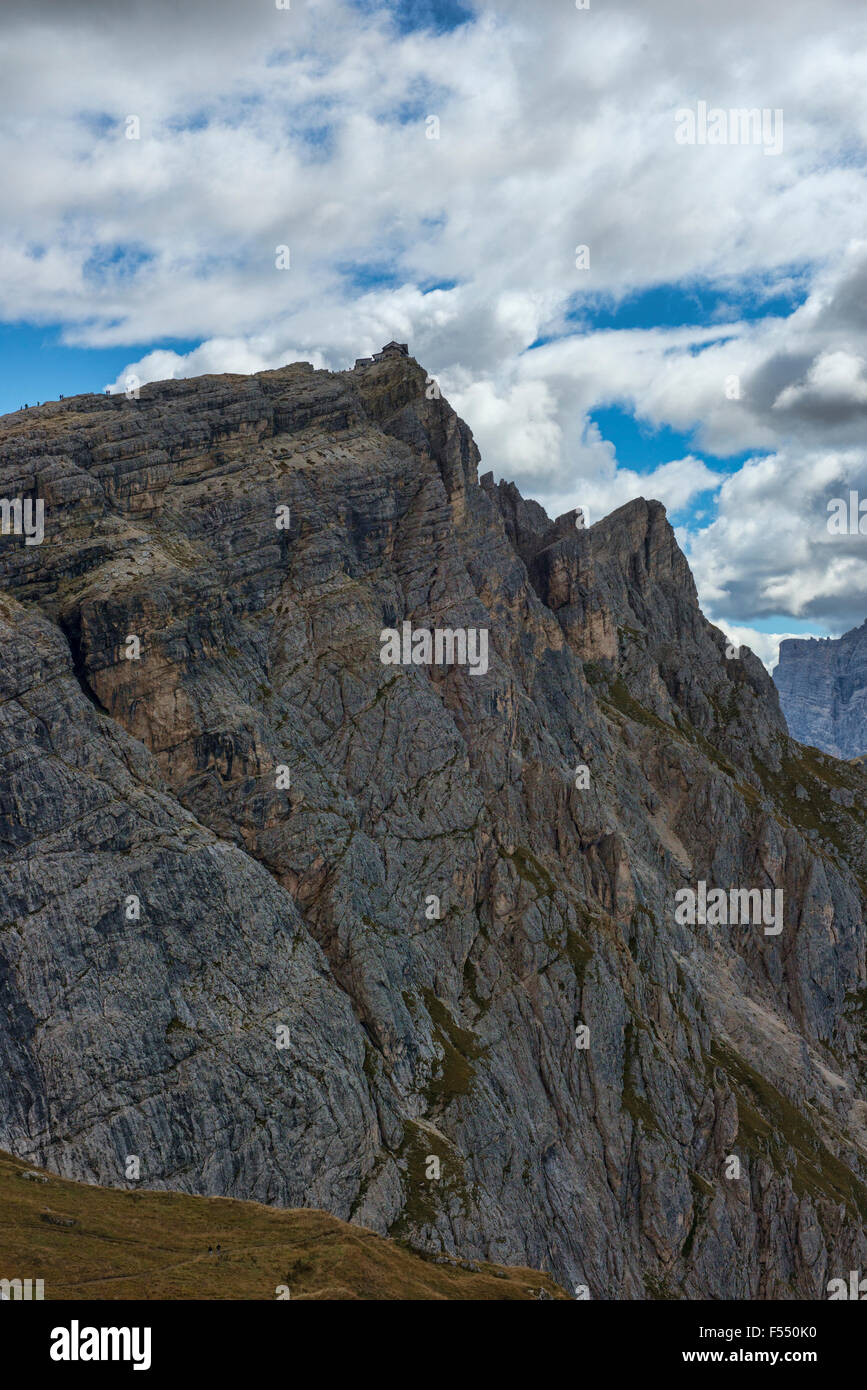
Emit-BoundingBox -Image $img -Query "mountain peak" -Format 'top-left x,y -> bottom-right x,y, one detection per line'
0,358 -> 865,1298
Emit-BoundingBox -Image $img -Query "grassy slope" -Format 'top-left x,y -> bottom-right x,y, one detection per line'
0,1150 -> 567,1301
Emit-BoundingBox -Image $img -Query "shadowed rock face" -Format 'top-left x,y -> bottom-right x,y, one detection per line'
775,623 -> 867,761
0,352 -> 865,1300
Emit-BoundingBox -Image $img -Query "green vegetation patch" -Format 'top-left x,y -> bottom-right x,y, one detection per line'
682,1170 -> 715,1261
389,1118 -> 469,1236
709,1041 -> 867,1220
500,844 -> 557,897
588,667 -> 673,736
621,1019 -> 658,1133
643,1272 -> 680,1300
753,738 -> 866,855
420,987 -> 487,1109
564,928 -> 594,986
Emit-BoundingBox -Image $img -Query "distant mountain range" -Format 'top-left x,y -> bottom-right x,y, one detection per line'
774,621 -> 867,760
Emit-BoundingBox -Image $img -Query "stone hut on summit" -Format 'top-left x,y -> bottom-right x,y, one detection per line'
354,341 -> 409,368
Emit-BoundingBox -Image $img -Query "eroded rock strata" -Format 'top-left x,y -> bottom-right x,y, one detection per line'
0,351 -> 865,1298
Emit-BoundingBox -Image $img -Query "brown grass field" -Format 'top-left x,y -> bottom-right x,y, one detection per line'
0,1149 -> 567,1300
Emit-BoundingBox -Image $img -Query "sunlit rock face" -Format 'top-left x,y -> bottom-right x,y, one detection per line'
775,622 -> 867,761
0,352 -> 865,1299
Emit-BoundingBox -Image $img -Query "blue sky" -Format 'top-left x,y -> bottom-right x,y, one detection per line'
2,0 -> 866,665
355,0 -> 475,34
0,325 -> 199,414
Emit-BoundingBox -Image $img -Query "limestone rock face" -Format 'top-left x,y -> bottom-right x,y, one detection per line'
775,623 -> 867,760
0,353 -> 865,1299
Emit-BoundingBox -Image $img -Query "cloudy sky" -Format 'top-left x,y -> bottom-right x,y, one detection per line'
2,0 -> 866,666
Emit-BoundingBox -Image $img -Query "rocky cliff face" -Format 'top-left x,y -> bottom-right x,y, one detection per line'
775,623 -> 867,761
0,352 -> 865,1299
